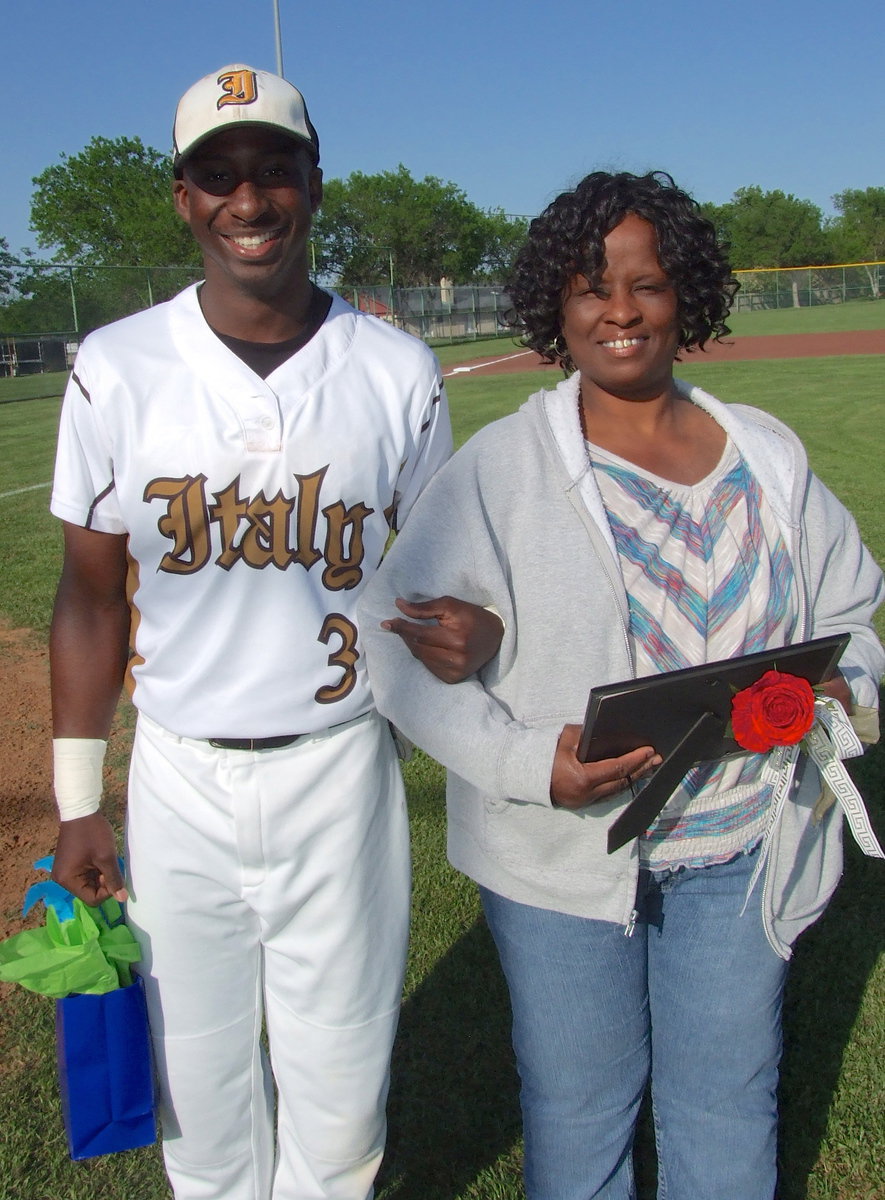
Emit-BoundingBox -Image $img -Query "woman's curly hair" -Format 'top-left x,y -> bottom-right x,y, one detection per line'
506,171 -> 737,371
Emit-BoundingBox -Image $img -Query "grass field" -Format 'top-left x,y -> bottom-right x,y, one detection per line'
0,369 -> 69,405
726,298 -> 885,337
0,348 -> 883,1199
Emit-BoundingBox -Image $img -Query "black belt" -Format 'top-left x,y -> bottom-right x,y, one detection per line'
207,734 -> 304,751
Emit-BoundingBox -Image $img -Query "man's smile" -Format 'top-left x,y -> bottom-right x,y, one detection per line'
219,227 -> 286,253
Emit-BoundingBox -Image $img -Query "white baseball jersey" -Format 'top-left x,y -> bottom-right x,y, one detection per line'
52,285 -> 451,738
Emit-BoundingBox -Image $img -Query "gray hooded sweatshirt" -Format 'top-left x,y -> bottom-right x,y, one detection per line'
360,375 -> 884,958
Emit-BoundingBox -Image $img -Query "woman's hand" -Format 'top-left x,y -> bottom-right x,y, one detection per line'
817,670 -> 853,715
550,724 -> 662,810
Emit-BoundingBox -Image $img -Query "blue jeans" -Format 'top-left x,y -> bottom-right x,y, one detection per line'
480,849 -> 789,1200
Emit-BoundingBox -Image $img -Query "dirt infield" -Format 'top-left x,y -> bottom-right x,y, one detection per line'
0,624 -> 130,941
446,328 -> 885,377
1,323 -> 882,929
0,625 -> 59,937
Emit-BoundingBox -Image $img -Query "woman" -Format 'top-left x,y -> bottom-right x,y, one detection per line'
359,171 -> 884,1199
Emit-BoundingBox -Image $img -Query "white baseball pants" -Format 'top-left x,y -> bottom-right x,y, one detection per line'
124,710 -> 410,1200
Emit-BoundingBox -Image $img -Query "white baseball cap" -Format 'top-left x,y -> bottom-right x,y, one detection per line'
173,64 -> 320,168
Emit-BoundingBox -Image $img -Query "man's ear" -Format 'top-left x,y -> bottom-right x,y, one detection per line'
309,167 -> 323,214
172,179 -> 190,222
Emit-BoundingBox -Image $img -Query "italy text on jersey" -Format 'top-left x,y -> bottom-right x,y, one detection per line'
145,467 -> 389,586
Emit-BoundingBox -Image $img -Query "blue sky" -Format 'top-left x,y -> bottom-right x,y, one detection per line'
2,0 -> 882,259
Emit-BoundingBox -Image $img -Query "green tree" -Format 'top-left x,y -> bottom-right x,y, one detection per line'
311,165 -> 525,285
705,187 -> 830,269
478,209 -> 530,281
830,187 -> 885,261
0,252 -> 201,336
828,186 -> 885,299
0,236 -> 19,301
0,262 -> 76,334
30,135 -> 197,267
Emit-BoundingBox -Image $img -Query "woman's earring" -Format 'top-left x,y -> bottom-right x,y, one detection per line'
551,334 -> 567,359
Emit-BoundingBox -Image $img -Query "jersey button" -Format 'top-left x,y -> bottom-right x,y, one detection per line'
260,416 -> 274,430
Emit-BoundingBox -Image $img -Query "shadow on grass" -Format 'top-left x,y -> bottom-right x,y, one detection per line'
381,733 -> 884,1200
378,915 -> 522,1199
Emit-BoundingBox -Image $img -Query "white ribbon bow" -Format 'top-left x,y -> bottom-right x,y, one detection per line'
742,698 -> 883,909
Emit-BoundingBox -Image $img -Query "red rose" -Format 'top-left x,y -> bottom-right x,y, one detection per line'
730,669 -> 816,754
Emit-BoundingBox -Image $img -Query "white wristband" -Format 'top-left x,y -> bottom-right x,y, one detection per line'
53,738 -> 107,821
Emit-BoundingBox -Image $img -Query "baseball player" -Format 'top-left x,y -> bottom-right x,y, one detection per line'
49,64 -> 501,1200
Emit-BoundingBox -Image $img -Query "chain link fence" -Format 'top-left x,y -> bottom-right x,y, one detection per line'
732,262 -> 884,310
2,261 -> 883,376
335,283 -> 511,344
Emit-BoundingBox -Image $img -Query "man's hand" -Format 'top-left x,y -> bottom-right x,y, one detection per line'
52,812 -> 128,905
381,596 -> 504,684
551,724 -> 662,810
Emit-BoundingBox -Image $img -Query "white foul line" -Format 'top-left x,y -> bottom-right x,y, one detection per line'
0,481 -> 52,500
444,350 -> 534,377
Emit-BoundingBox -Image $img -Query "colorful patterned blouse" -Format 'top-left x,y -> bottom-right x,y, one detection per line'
589,437 -> 798,871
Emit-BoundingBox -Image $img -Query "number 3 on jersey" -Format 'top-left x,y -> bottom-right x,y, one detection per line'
316,613 -> 359,704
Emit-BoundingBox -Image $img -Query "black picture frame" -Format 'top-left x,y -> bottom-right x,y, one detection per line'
576,633 -> 850,853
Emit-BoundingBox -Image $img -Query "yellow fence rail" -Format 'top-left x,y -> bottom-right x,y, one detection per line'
732,261 -> 884,310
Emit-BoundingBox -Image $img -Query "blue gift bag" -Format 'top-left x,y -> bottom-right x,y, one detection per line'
55,973 -> 157,1159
